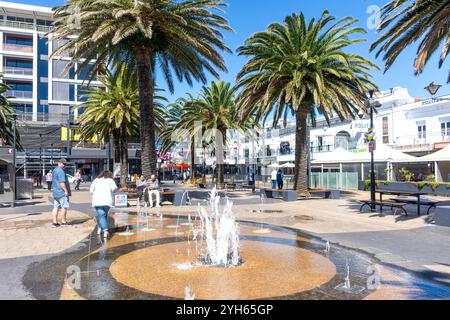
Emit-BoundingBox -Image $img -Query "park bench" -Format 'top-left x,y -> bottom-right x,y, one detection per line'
392,198 -> 438,215
359,200 -> 408,216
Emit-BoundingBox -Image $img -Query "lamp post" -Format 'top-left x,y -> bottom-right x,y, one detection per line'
368,90 -> 377,211
12,113 -> 17,208
39,133 -> 43,187
424,82 -> 449,101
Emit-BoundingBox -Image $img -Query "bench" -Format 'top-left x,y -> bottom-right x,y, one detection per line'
309,189 -> 341,199
360,200 -> 408,216
260,189 -> 297,202
393,198 -> 437,215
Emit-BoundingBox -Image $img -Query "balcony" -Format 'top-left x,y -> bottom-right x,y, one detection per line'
3,66 -> 33,76
0,20 -> 52,32
5,90 -> 33,99
2,43 -> 33,53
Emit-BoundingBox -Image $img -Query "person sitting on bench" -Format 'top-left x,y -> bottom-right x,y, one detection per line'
147,174 -> 161,208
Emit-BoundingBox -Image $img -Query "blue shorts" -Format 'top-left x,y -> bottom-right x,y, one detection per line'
54,196 -> 70,209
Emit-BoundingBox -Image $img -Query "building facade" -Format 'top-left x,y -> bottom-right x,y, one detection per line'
0,1 -> 126,180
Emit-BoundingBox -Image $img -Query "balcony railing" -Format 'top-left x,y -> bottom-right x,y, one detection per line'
3,66 -> 33,76
0,20 -> 53,32
3,43 -> 33,53
6,90 -> 33,99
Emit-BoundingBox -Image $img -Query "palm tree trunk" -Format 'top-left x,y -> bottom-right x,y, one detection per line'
133,47 -> 156,178
294,108 -> 310,191
216,129 -> 225,189
119,132 -> 129,190
190,137 -> 195,182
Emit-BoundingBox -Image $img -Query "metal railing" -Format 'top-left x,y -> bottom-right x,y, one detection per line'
2,43 -> 33,53
0,20 -> 53,32
6,90 -> 33,99
3,66 -> 33,76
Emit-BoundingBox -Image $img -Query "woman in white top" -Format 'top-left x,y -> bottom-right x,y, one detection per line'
90,171 -> 118,238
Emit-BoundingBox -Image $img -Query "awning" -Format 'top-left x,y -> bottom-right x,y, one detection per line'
312,145 -> 417,164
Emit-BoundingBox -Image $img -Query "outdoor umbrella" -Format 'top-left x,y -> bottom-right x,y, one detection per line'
282,163 -> 295,168
268,163 -> 281,168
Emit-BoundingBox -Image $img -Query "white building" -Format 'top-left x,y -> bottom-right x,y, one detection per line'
200,86 -> 450,183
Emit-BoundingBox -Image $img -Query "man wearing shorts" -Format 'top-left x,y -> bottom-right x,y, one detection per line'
52,159 -> 72,228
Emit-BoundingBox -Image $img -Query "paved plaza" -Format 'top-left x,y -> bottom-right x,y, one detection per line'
0,182 -> 449,300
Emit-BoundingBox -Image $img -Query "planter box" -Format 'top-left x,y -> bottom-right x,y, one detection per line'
434,184 -> 450,197
358,181 -> 366,191
378,182 -> 419,193
435,206 -> 450,227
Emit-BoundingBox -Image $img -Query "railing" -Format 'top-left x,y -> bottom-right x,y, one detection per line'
6,90 -> 33,99
3,66 -> 33,76
310,172 -> 359,190
2,43 -> 33,53
0,20 -> 53,32
15,112 -> 70,123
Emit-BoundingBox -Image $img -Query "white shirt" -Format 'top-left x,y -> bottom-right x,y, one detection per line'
90,178 -> 117,207
271,170 -> 278,180
46,173 -> 52,182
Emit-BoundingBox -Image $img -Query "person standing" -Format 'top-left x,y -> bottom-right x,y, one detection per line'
74,169 -> 82,191
45,170 -> 53,191
248,168 -> 256,192
90,171 -> 117,238
51,159 -> 71,228
271,169 -> 278,189
147,174 -> 161,208
277,169 -> 284,190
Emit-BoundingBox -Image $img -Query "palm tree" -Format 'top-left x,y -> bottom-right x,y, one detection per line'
0,77 -> 20,148
176,81 -> 254,188
75,67 -> 167,188
371,0 -> 450,75
50,0 -> 232,178
237,11 -> 378,191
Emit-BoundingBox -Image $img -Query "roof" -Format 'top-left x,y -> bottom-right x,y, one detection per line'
0,1 -> 53,17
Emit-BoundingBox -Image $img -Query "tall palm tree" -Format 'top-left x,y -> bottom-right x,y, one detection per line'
75,67 -> 167,188
49,0 -> 232,178
177,81 -> 254,188
237,11 -> 378,191
371,0 -> 450,75
0,77 -> 20,148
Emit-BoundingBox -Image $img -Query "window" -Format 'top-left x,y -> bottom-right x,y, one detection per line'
5,35 -> 33,46
7,16 -> 33,24
5,59 -> 32,69
382,117 -> 389,144
441,122 -> 450,138
418,124 -> 426,139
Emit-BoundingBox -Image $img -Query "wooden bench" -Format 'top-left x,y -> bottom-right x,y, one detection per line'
393,198 -> 437,215
360,200 -> 408,216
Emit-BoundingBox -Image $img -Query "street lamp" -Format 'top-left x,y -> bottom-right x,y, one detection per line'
424,82 -> 450,101
12,113 -> 17,208
368,90 -> 382,211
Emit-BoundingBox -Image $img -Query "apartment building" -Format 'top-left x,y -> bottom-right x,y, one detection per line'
0,1 -> 119,179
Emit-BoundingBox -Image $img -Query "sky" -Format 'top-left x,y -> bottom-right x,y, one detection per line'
12,0 -> 450,102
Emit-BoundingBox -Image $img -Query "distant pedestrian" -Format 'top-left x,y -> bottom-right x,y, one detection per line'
51,159 -> 71,228
271,169 -> 278,189
74,169 -> 82,191
45,170 -> 52,191
248,168 -> 255,192
90,171 -> 117,238
277,169 -> 284,190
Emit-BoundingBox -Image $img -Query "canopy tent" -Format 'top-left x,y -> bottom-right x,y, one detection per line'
268,163 -> 281,168
404,145 -> 450,162
312,145 -> 417,164
282,163 -> 295,168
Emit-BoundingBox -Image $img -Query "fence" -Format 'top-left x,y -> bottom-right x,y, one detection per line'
310,172 -> 358,190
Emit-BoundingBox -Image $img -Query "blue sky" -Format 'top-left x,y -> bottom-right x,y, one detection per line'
14,0 -> 450,101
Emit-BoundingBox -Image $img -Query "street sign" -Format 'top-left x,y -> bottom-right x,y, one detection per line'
114,193 -> 128,208
369,140 -> 376,153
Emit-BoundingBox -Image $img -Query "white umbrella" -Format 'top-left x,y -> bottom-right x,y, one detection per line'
282,163 -> 295,168
268,163 -> 281,168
